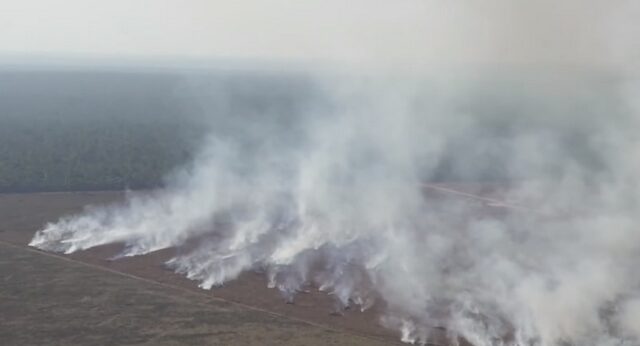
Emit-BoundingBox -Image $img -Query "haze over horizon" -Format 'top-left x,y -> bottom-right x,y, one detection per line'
2,0 -> 638,72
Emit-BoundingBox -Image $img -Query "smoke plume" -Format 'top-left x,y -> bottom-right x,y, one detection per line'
30,1 -> 640,345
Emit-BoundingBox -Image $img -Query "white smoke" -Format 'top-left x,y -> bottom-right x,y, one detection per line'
29,1 -> 640,345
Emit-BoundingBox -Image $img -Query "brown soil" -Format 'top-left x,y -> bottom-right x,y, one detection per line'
0,189 -> 509,346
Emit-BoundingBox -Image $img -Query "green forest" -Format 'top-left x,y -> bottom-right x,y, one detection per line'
0,68 -> 316,193
1,67 -> 614,193
0,69 -> 208,192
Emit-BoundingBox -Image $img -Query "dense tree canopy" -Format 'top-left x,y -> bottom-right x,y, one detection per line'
0,70 -> 207,192
0,68 -> 317,193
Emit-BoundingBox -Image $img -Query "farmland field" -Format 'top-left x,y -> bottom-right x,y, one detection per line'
0,192 -> 406,346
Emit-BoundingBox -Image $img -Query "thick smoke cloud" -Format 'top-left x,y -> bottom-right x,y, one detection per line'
29,1 -> 640,345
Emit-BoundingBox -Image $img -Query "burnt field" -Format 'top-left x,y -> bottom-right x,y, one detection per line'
0,191 -> 404,346
0,188 -> 513,346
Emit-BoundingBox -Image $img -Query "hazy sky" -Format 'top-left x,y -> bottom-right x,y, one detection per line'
1,1 -> 637,69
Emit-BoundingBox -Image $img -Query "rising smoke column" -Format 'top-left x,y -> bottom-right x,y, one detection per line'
30,72 -> 640,345
30,1 -> 640,345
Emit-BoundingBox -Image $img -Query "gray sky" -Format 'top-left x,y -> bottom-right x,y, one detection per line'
0,1 -> 636,69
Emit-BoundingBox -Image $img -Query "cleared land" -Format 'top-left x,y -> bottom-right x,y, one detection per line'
0,189 -> 509,345
0,240 -> 396,346
0,192 -> 404,346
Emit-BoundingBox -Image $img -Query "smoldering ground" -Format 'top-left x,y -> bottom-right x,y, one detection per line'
29,69 -> 640,345
27,1 -> 640,345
